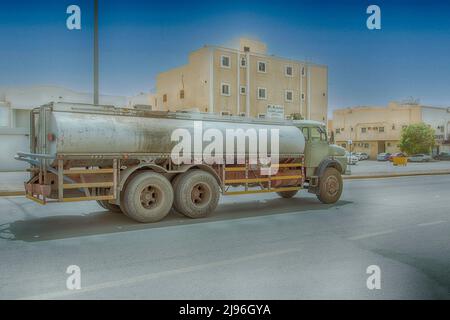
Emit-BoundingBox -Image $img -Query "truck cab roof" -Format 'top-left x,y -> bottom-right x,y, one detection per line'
292,120 -> 326,127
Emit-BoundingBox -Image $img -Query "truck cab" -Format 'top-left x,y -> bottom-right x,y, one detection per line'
293,120 -> 347,203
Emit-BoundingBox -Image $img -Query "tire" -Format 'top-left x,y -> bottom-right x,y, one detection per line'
97,200 -> 122,213
121,171 -> 173,223
173,170 -> 220,219
316,167 -> 343,204
276,190 -> 299,198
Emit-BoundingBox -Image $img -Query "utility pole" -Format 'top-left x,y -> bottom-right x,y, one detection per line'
93,0 -> 99,105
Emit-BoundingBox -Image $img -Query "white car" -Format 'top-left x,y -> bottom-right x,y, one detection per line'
346,152 -> 359,165
358,152 -> 369,160
408,154 -> 432,162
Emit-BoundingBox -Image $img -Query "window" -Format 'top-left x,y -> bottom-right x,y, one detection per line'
221,83 -> 231,96
257,61 -> 267,73
285,90 -> 293,102
392,124 -> 396,130
361,127 -> 367,133
335,128 -> 341,134
240,86 -> 247,95
301,127 -> 310,140
179,89 -> 185,99
221,110 -> 231,116
379,127 -> 385,133
311,127 -> 327,141
285,65 -> 293,77
244,46 -> 250,52
301,93 -> 305,101
163,94 -> 167,103
221,55 -> 231,68
240,56 -> 247,67
301,66 -> 305,77
257,87 -> 267,100
0,105 -> 9,127
364,143 -> 369,148
258,113 -> 266,119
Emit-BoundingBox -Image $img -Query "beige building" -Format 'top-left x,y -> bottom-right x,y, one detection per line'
332,102 -> 450,159
155,38 -> 328,122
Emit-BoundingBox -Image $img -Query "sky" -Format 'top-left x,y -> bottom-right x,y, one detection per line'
1,0 -> 450,114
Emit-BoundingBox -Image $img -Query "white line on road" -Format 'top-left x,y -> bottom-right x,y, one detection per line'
347,229 -> 395,241
18,247 -> 302,300
417,220 -> 446,227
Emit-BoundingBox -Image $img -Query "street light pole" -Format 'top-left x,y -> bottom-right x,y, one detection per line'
93,0 -> 99,105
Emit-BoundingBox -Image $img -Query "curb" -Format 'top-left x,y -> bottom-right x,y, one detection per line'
0,191 -> 25,196
343,171 -> 450,180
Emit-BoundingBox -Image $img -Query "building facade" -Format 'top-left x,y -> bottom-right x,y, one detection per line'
332,102 -> 450,159
156,38 -> 328,122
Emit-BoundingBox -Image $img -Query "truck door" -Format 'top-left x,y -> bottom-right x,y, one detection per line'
304,126 -> 329,170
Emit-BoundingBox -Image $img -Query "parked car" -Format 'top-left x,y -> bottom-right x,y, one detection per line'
388,152 -> 406,162
354,152 -> 369,160
377,153 -> 391,161
408,154 -> 432,162
346,152 -> 359,165
358,152 -> 369,160
434,152 -> 450,161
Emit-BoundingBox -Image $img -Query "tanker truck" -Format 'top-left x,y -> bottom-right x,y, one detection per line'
15,102 -> 347,223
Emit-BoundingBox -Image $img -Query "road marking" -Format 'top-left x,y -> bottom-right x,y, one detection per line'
347,229 -> 395,241
18,247 -> 302,300
417,220 -> 446,227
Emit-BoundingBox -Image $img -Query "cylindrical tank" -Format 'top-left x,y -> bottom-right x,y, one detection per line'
44,104 -> 305,158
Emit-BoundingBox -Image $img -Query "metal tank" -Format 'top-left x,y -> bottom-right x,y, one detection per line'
37,103 -> 305,159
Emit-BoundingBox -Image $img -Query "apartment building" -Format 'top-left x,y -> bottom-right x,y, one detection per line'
332,102 -> 450,159
156,38 -> 328,122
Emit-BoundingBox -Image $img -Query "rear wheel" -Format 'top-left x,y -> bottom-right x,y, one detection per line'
121,171 -> 173,223
276,190 -> 299,198
173,170 -> 220,219
97,200 -> 122,213
316,167 -> 343,204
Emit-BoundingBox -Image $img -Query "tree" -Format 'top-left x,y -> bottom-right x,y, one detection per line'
291,113 -> 304,120
399,123 -> 435,155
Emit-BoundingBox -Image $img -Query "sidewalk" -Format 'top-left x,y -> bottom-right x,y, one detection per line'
1,161 -> 450,196
342,160 -> 450,179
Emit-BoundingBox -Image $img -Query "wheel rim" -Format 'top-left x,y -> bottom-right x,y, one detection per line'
325,175 -> 339,197
140,185 -> 161,209
190,183 -> 211,206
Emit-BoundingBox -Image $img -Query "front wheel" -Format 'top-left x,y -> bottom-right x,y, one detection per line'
316,167 -> 343,204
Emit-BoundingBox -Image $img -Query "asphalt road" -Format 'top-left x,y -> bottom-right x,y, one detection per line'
0,175 -> 449,299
